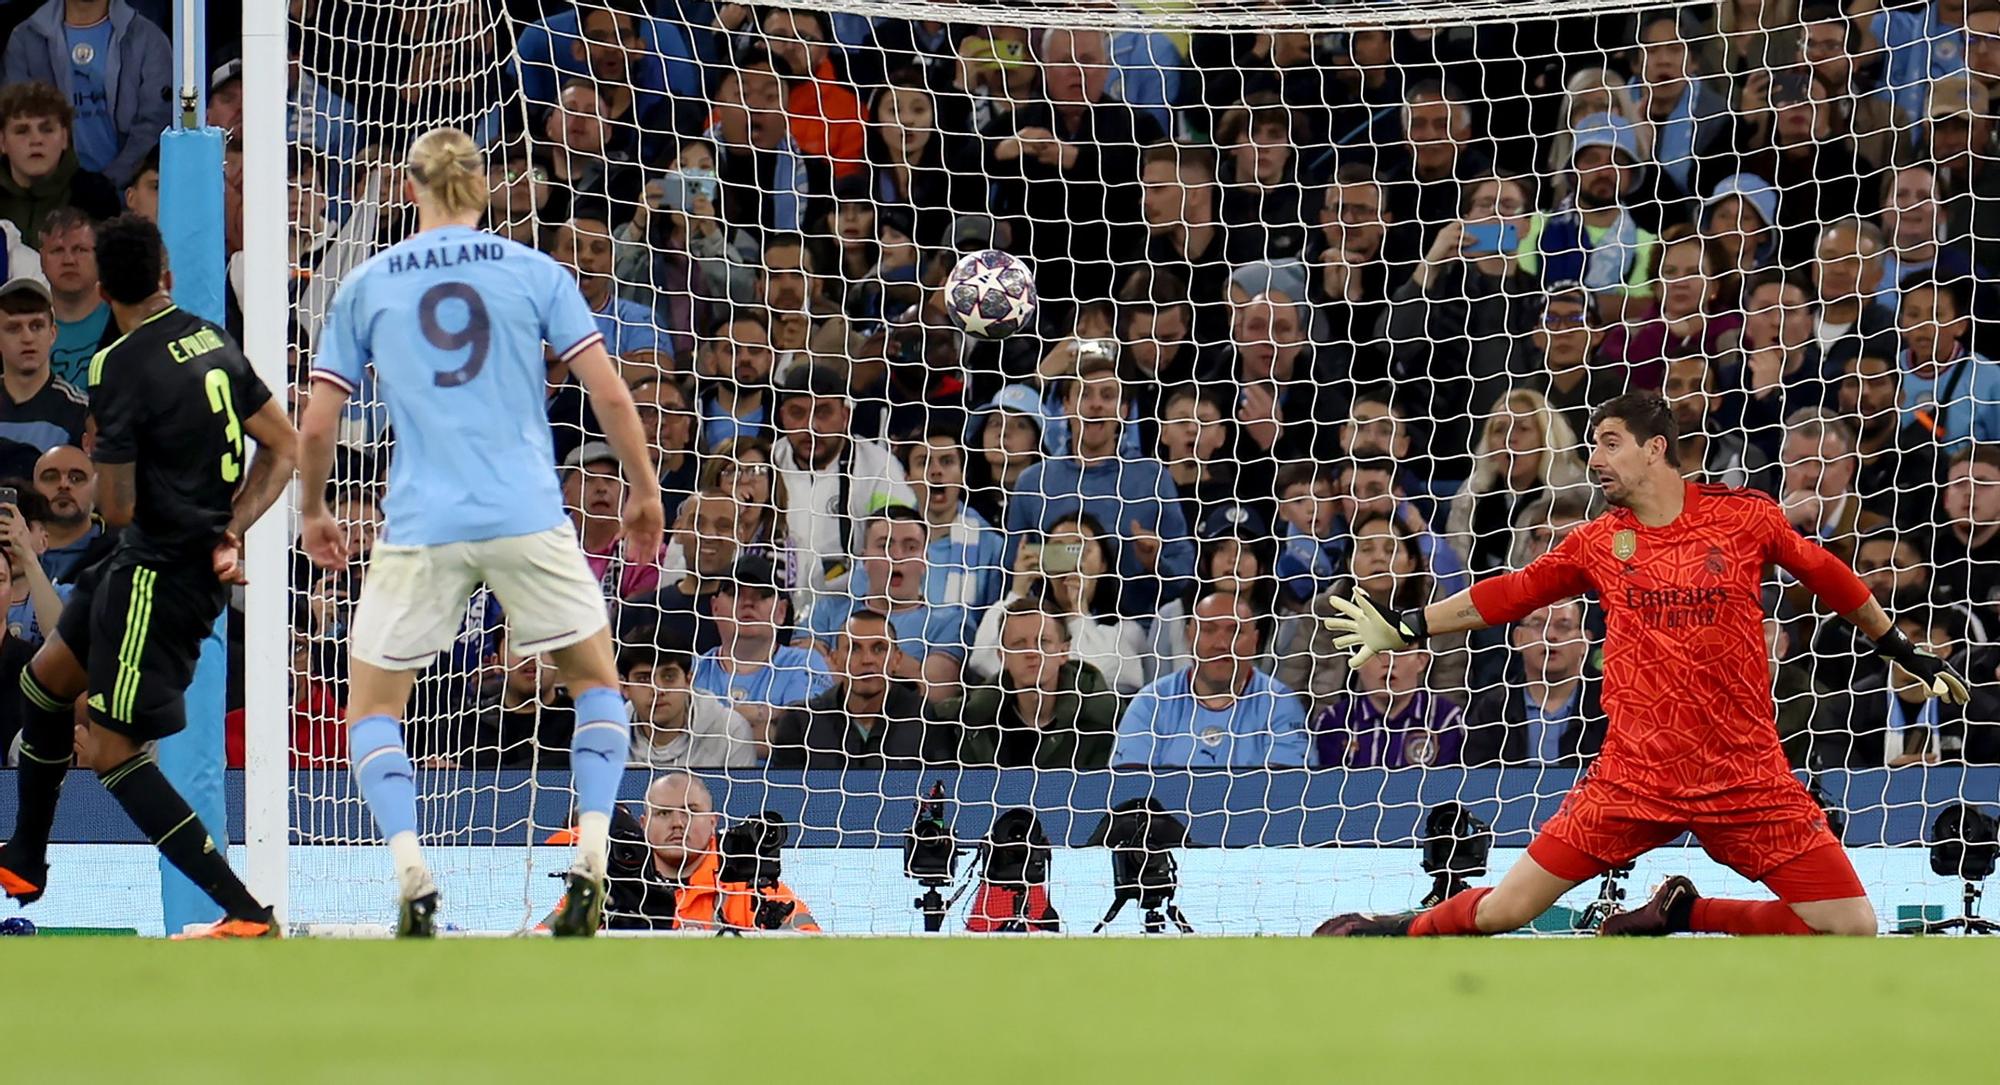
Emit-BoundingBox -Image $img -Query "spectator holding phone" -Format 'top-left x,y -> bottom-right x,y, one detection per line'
968,512 -> 1147,696
0,480 -> 63,645
1385,174 -> 1540,472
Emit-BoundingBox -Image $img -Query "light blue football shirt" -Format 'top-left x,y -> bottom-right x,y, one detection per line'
311,225 -> 604,546
690,646 -> 833,714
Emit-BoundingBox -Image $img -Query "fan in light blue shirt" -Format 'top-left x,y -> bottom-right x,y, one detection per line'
1112,593 -> 1310,767
310,224 -> 603,546
62,16 -> 116,174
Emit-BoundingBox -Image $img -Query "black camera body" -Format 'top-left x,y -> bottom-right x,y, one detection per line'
716,811 -> 795,932
1930,803 -> 1999,882
1418,802 -> 1493,909
903,782 -> 963,932
1088,798 -> 1192,933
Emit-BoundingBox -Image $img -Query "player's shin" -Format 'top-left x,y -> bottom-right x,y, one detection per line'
1407,887 -> 1494,936
5,670 -> 78,870
349,714 -> 433,900
99,752 -> 267,920
568,686 -> 631,881
1689,898 -> 1816,935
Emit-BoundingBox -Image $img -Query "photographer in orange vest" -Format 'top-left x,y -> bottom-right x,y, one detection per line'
618,771 -> 820,932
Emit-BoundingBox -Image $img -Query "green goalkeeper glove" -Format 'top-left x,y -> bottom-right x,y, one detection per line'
1872,628 -> 1972,706
1322,587 -> 1428,666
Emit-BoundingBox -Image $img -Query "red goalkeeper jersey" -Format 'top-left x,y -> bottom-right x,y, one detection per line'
1469,482 -> 1871,799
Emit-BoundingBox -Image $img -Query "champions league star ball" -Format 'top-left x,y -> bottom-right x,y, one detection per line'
944,249 -> 1038,340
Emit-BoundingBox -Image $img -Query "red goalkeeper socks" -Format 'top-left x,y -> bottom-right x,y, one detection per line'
1689,898 -> 1815,936
1409,887 -> 1493,936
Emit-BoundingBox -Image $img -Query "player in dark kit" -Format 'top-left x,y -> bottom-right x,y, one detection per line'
1318,392 -> 1969,938
0,217 -> 298,939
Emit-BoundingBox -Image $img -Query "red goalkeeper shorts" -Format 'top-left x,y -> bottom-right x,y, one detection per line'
1527,773 -> 1864,902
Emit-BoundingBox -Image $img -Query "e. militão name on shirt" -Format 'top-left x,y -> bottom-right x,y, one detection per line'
167,325 -> 228,365
385,241 -> 507,275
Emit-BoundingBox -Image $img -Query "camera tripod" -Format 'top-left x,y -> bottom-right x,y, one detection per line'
1576,864 -> 1635,932
914,880 -> 952,933
1907,880 -> 2000,935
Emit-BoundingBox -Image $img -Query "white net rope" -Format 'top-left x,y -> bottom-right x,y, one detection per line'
278,0 -> 2000,934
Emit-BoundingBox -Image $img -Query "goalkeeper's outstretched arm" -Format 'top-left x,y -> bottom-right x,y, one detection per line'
1323,570 -> 1571,666
1772,522 -> 1974,706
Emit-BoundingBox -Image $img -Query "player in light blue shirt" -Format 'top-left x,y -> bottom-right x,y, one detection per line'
297,128 -> 663,938
1112,592 -> 1311,767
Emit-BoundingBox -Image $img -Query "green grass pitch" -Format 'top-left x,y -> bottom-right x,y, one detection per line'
8,938 -> 1991,1083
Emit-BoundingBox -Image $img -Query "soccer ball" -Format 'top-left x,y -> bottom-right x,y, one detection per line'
944,249 -> 1038,340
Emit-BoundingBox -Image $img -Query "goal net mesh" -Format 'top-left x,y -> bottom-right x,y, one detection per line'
271,0 -> 2000,934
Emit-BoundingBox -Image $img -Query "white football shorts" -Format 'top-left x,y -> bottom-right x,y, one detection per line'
348,526 -> 609,670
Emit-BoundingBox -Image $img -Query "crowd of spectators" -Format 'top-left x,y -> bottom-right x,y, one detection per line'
6,1 -> 2000,775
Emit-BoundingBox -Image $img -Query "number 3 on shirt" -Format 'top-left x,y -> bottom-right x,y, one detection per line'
205,368 -> 244,483
420,281 -> 490,387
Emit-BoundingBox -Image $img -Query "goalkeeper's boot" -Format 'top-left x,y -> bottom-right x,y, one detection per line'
549,867 -> 606,938
171,908 -> 281,941
397,890 -> 441,939
1597,876 -> 1698,937
0,844 -> 47,906
1313,912 -> 1417,937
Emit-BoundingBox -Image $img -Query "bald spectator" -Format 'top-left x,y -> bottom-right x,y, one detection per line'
36,207 -> 106,389
31,443 -> 93,580
604,772 -> 819,931
991,27 -> 1164,315
0,81 -> 119,246
1111,591 -> 1309,768
770,608 -> 954,768
2,0 -> 170,187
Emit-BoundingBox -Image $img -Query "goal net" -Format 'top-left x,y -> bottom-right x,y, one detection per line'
258,0 -> 2000,935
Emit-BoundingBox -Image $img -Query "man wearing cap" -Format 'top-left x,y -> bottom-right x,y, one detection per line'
1700,172 -> 1781,306
0,276 -> 83,458
963,383 -> 1047,526
207,57 -> 243,140
692,555 -> 831,748
564,440 -> 660,603
771,362 -> 914,591
0,0 -> 170,187
1519,111 -> 1657,322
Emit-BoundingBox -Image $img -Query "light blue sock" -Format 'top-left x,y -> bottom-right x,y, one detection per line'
350,714 -> 417,840
568,687 -> 630,821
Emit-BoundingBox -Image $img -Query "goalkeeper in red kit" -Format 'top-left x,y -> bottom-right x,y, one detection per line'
1317,392 -> 1970,938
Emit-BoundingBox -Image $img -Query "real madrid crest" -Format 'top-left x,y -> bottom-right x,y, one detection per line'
1612,529 -> 1637,561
